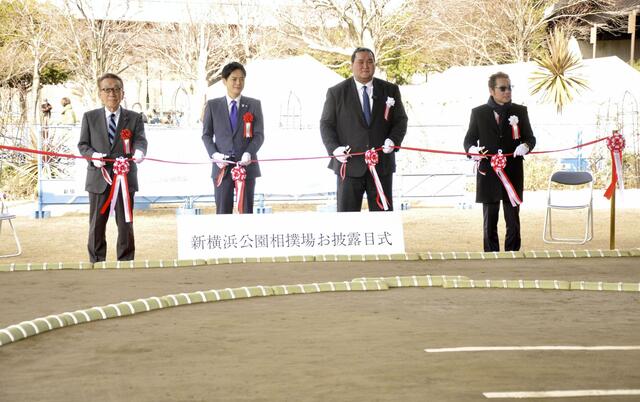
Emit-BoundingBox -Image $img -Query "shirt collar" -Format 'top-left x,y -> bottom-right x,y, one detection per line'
226,95 -> 241,107
104,107 -> 121,120
354,78 -> 373,91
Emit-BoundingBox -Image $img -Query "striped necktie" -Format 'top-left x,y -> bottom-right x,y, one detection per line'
108,113 -> 116,146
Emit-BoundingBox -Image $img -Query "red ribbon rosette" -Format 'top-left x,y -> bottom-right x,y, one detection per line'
604,130 -> 625,200
490,150 -> 522,207
243,112 -> 253,138
231,165 -> 247,213
364,148 -> 389,210
120,128 -> 132,154
100,157 -> 133,222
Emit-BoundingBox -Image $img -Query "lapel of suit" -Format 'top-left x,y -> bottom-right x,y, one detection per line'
236,96 -> 247,137
371,79 -> 384,123
112,109 -> 129,152
348,78 -> 367,128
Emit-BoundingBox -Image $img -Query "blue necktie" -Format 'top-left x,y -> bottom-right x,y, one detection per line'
230,100 -> 238,132
362,86 -> 371,126
108,113 -> 116,146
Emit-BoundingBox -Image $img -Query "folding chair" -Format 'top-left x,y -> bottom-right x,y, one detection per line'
542,171 -> 593,244
0,193 -> 22,257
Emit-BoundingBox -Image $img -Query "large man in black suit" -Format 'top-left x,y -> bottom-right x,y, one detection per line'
202,62 -> 264,214
78,73 -> 148,262
320,47 -> 408,212
463,72 -> 536,252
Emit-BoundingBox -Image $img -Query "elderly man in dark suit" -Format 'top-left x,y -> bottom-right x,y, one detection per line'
78,73 -> 148,262
202,62 -> 264,214
463,71 -> 536,252
320,47 -> 408,212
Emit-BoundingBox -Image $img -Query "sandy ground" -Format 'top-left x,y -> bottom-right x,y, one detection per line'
0,206 -> 639,401
1,206 -> 639,263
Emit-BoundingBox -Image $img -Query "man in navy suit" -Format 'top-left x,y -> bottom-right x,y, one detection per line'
78,73 -> 148,262
202,62 -> 264,214
320,47 -> 408,212
463,72 -> 536,252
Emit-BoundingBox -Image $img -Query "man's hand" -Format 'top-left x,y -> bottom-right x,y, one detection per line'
382,138 -> 394,154
333,146 -> 350,163
239,152 -> 251,166
513,143 -> 529,157
468,145 -> 486,161
133,149 -> 145,164
212,152 -> 229,169
91,152 -> 107,168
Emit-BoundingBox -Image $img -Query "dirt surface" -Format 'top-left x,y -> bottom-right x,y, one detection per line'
1,258 -> 639,401
2,207 -> 639,263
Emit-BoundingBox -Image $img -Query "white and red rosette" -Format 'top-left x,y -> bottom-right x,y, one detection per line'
490,150 -> 522,207
231,165 -> 247,214
243,112 -> 253,138
384,97 -> 395,121
604,130 -> 625,200
100,157 -> 133,222
508,115 -> 520,140
364,148 -> 389,210
120,128 -> 132,154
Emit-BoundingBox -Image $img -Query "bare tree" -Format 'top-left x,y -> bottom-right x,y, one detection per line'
277,0 -> 425,70
57,0 -> 146,105
144,2 -> 288,123
418,0 -> 619,68
0,0 -> 64,125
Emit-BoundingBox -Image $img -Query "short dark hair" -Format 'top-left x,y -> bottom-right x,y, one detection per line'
488,72 -> 510,89
97,73 -> 124,89
222,62 -> 246,79
351,47 -> 375,63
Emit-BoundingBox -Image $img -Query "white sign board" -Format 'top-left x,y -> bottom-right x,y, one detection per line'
177,211 -> 405,259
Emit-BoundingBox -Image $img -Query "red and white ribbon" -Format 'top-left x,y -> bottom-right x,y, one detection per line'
243,112 -> 253,138
364,149 -> 389,210
490,150 -> 521,207
384,97 -> 395,121
231,165 -> 247,214
100,157 -> 133,222
604,130 -> 625,200
508,115 -> 520,140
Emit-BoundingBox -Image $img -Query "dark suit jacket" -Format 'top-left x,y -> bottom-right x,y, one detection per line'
78,108 -> 148,194
463,103 -> 536,203
320,77 -> 408,177
202,96 -> 264,179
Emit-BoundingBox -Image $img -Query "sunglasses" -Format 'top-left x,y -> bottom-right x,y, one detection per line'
495,85 -> 513,92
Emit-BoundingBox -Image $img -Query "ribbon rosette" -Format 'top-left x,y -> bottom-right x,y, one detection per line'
604,130 -> 625,200
364,148 -> 389,210
120,128 -> 132,154
231,165 -> 247,213
508,115 -> 519,140
490,150 -> 521,207
100,157 -> 133,222
243,112 -> 253,138
384,97 -> 395,121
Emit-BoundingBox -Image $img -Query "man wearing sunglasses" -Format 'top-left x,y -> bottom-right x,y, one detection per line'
463,72 -> 536,252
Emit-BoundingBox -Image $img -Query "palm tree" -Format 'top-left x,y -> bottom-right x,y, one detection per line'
529,28 -> 589,114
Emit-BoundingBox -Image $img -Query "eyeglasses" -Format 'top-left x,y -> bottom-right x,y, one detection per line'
495,85 -> 513,92
100,87 -> 122,94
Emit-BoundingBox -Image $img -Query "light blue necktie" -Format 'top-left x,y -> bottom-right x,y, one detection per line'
230,100 -> 238,132
362,86 -> 371,126
108,113 -> 116,146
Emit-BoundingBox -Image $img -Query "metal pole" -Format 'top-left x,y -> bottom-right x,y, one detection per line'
609,188 -> 616,250
629,10 -> 637,64
36,124 -> 44,219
